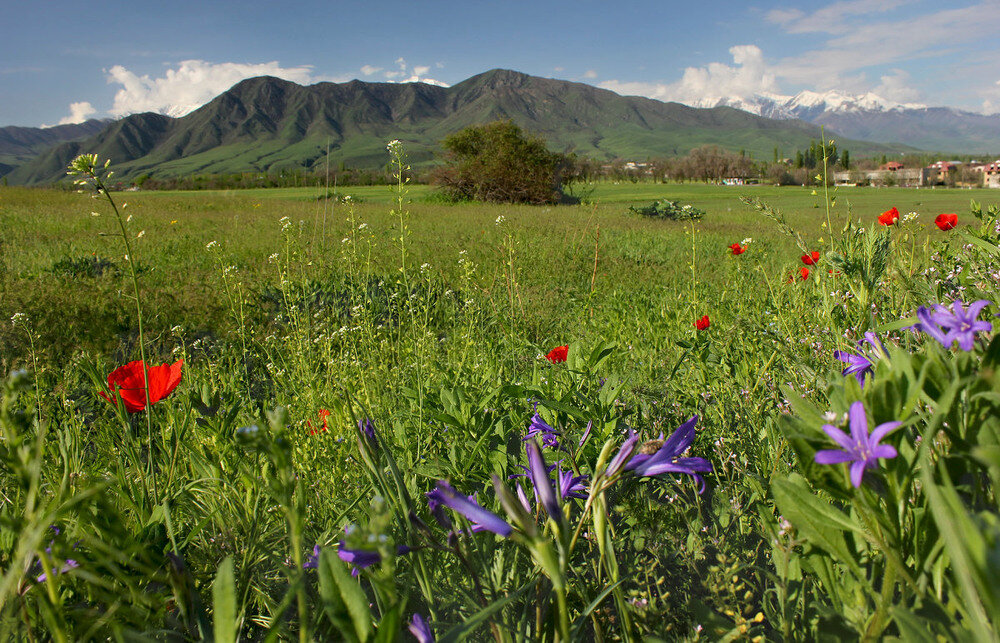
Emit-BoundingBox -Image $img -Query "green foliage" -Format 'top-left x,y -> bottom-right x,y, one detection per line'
628,198 -> 705,220
432,120 -> 570,204
2,151 -> 1000,639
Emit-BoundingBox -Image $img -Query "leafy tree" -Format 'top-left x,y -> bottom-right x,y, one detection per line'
432,120 -> 570,204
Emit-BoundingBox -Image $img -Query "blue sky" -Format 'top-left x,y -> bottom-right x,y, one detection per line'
2,0 -> 999,126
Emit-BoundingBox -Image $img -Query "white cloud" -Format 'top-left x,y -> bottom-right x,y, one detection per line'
981,80 -> 1000,114
873,70 -> 921,103
583,69 -> 597,79
380,57 -> 448,86
553,66 -> 565,72
107,60 -> 316,117
600,45 -> 779,103
766,0 -> 909,34
47,101 -> 97,126
772,3 -> 1000,88
360,65 -> 382,76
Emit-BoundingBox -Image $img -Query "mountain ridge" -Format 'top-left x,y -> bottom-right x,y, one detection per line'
690,91 -> 1000,153
5,70 -> 915,185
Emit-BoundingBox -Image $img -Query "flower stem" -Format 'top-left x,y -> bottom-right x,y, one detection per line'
90,169 -> 158,505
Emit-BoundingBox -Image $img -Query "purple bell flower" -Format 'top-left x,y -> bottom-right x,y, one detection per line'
814,401 -> 900,488
626,416 -> 713,493
425,480 -> 512,537
916,300 -> 992,351
408,613 -> 434,643
523,413 -> 561,450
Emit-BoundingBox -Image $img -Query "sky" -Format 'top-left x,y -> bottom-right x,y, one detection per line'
2,0 -> 999,127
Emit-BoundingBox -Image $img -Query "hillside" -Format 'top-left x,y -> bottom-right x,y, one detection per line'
0,119 -> 109,177
6,70 -> 913,185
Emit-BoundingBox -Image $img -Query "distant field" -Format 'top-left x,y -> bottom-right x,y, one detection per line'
3,182 -> 996,366
143,179 -> 1000,210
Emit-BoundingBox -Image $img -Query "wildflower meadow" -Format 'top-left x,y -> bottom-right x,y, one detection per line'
2,144 -> 1000,641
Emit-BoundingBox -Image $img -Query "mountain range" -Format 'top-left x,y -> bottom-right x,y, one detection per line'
2,70 -> 913,186
0,119 -> 108,179
692,91 -> 1000,155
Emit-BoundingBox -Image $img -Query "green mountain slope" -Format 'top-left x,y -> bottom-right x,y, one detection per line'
7,70 -> 913,185
0,119 -> 109,177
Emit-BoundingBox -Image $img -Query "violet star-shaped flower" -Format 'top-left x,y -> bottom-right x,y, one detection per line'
556,467 -> 589,500
814,401 -> 900,488
523,413 -> 561,449
625,416 -> 713,493
916,300 -> 992,351
833,332 -> 884,387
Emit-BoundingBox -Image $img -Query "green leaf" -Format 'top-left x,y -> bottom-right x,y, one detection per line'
318,548 -> 373,642
439,580 -> 533,643
212,556 -> 238,643
373,598 -> 407,643
772,474 -> 863,577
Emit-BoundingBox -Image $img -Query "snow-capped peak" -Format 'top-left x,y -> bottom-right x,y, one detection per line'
694,89 -> 926,119
785,90 -> 925,114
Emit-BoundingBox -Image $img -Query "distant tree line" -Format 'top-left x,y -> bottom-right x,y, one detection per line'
120,130 -> 994,193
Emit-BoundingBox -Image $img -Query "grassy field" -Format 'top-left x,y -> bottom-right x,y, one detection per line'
2,173 -> 999,640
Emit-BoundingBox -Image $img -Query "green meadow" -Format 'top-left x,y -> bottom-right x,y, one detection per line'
2,171 -> 1000,640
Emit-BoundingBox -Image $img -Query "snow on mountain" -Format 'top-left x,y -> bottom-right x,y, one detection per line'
695,90 -> 927,120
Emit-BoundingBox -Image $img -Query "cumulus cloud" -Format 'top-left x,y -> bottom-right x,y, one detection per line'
981,80 -> 1000,114
107,60 -> 316,117
583,69 -> 598,79
360,65 -> 382,76
47,101 -> 97,126
599,45 -> 779,104
873,70 -> 922,103
379,57 -> 448,86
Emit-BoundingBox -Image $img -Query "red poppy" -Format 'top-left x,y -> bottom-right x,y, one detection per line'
800,267 -> 810,281
694,315 -> 710,331
729,243 -> 746,255
801,251 -> 820,265
308,409 -> 331,435
934,213 -> 957,231
545,345 -> 568,363
99,359 -> 183,413
878,207 -> 899,226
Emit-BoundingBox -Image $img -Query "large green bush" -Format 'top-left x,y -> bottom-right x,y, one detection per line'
432,120 -> 570,204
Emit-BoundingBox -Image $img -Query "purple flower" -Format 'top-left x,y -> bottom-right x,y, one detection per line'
604,431 -> 639,479
36,559 -> 78,583
814,401 -> 900,488
834,332 -> 883,387
556,467 -> 589,500
336,540 -> 411,576
916,300 -> 992,351
578,421 -> 593,447
303,544 -> 321,569
523,413 -> 561,450
526,441 -> 562,520
425,480 -> 512,537
626,416 -> 713,493
359,417 -> 378,447
408,613 -> 434,643
337,542 -> 382,570
515,482 -> 532,512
